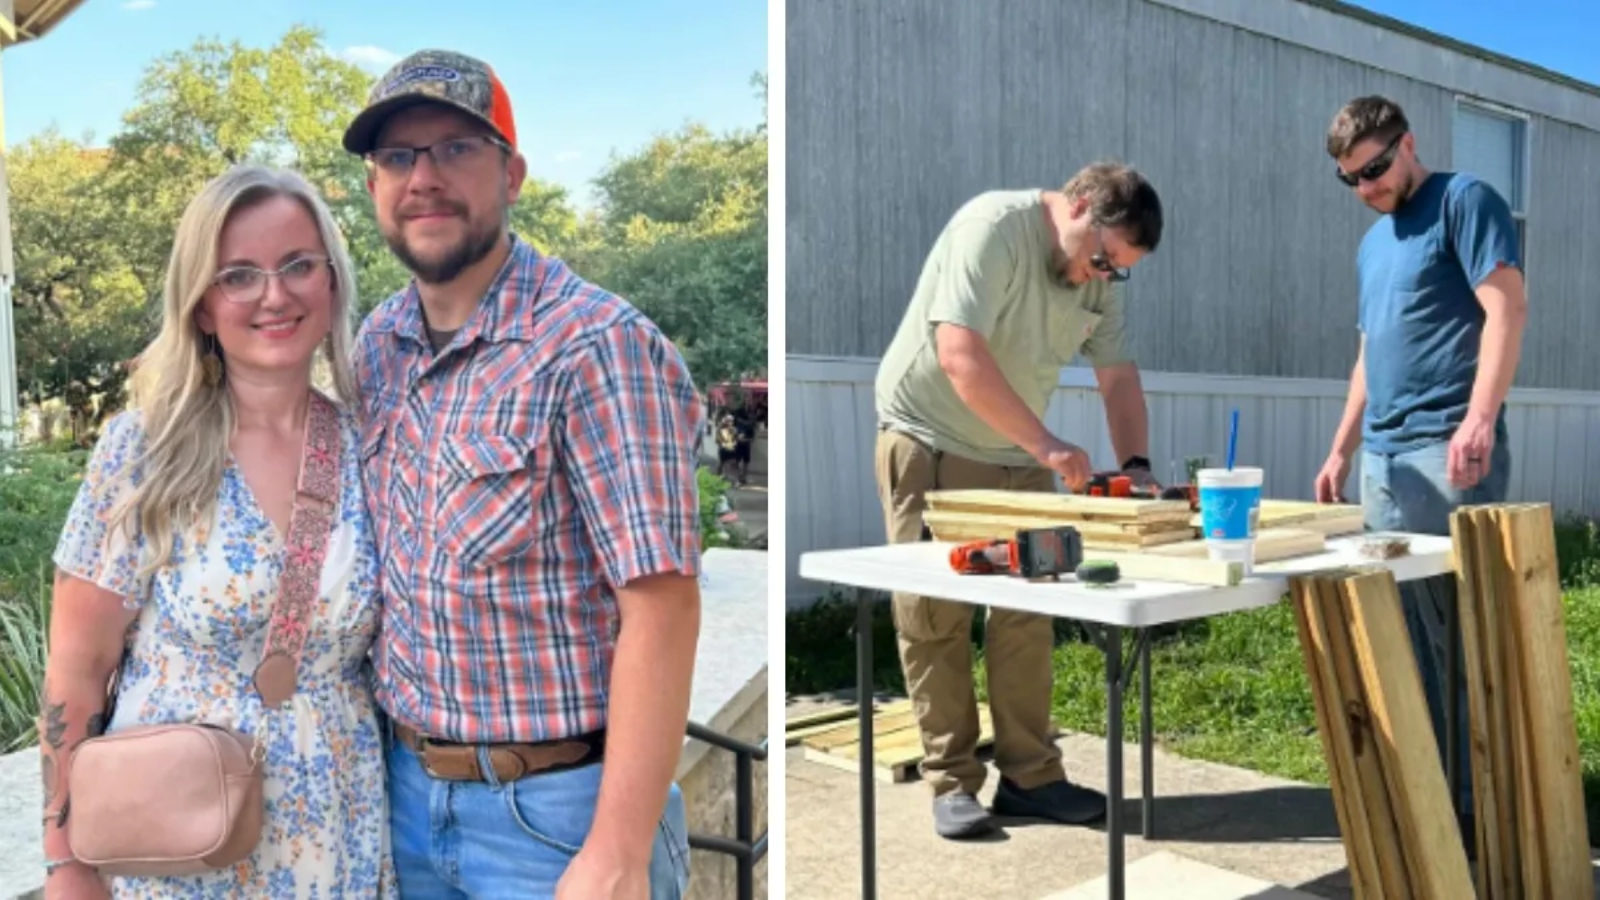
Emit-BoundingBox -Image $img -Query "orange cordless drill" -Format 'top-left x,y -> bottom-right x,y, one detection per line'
948,526 -> 1084,579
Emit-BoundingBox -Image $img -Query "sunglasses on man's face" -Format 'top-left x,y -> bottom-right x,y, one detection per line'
1335,131 -> 1405,187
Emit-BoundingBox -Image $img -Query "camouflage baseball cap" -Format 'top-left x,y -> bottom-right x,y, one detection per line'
342,50 -> 518,155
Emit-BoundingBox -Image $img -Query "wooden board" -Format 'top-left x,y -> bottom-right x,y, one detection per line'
1449,503 -> 1591,898
1341,569 -> 1477,898
1145,527 -> 1326,562
801,701 -> 1026,784
1189,500 -> 1364,536
922,509 -> 1196,548
1067,549 -> 1244,586
925,489 -> 1192,523
1290,567 -> 1476,898
784,702 -> 899,746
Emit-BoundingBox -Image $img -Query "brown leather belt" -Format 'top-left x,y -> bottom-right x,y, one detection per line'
394,722 -> 605,782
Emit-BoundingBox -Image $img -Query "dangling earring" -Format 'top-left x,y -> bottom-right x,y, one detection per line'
201,334 -> 224,387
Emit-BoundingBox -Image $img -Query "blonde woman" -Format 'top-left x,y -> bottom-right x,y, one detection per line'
38,165 -> 396,898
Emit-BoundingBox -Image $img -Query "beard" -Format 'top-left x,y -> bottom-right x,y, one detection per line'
384,207 -> 505,285
1366,170 -> 1418,214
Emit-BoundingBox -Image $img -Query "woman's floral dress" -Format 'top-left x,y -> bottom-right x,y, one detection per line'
53,401 -> 397,899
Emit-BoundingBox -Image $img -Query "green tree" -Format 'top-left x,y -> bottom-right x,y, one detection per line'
101,25 -> 373,301
567,99 -> 768,391
9,131 -> 149,435
10,24 -> 586,404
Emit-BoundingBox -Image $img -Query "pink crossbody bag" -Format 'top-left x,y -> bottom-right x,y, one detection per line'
62,392 -> 341,877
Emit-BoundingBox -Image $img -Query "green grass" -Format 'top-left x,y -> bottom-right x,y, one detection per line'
786,516 -> 1600,844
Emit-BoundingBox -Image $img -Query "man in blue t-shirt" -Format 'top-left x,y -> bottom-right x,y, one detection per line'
1314,95 -> 1528,846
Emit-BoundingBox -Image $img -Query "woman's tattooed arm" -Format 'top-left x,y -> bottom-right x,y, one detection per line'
40,568 -> 135,878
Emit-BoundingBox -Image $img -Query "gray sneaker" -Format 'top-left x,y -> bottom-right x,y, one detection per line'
992,776 -> 1106,825
932,791 -> 995,839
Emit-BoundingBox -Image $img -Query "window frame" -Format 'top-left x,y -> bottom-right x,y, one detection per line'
1450,95 -> 1532,269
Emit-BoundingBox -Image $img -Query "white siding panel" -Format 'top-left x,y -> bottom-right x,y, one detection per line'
786,355 -> 1600,606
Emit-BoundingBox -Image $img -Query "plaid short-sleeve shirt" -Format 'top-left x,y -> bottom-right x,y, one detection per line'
355,234 -> 705,744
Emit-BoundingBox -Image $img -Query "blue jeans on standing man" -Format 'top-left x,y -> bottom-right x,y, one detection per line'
1360,433 -> 1511,819
385,720 -> 693,899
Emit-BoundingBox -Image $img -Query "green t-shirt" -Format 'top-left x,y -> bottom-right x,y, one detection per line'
874,189 -> 1132,467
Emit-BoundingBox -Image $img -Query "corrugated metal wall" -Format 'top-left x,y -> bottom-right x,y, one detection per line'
785,0 -> 1600,389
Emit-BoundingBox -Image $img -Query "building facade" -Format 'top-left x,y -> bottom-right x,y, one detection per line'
785,0 -> 1600,603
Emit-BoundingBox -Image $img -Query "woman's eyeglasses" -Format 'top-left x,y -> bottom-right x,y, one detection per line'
212,255 -> 332,303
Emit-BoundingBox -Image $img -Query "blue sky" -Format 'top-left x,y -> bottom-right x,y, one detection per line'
1342,0 -> 1599,86
0,0 -> 767,210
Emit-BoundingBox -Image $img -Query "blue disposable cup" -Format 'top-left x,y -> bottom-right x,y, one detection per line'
1198,467 -> 1263,541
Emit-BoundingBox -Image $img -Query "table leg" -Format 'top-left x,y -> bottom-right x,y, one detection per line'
856,588 -> 877,900
1106,625 -> 1125,900
1140,629 -> 1154,839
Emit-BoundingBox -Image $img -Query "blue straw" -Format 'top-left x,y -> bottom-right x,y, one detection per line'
1226,409 -> 1239,470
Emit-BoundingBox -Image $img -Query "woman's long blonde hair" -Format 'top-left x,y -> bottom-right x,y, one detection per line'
111,164 -> 360,590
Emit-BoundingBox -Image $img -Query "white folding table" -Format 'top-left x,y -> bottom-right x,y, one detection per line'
798,533 -> 1455,900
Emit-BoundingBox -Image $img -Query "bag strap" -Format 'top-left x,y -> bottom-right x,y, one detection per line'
251,392 -> 342,707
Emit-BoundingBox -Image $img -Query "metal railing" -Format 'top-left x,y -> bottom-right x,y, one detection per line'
684,721 -> 769,900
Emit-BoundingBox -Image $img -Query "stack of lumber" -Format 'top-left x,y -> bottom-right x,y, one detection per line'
1288,566 -> 1475,899
1448,503 -> 1589,899
921,489 -> 1251,586
790,699 -> 1043,783
1190,499 -> 1366,537
922,489 -> 1195,549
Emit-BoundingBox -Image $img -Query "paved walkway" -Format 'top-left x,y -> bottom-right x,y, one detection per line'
785,695 -> 1600,899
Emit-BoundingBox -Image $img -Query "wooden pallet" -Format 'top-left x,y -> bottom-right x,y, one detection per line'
924,490 -> 1195,548
798,700 -> 1042,783
1198,499 -> 1365,536
921,508 -> 1196,548
1449,503 -> 1590,899
1289,567 -> 1475,899
784,704 -> 879,746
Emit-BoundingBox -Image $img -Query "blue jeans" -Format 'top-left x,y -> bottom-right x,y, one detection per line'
386,727 -> 692,899
1360,436 -> 1511,815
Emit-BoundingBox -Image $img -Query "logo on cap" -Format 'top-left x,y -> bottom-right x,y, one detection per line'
383,65 -> 462,94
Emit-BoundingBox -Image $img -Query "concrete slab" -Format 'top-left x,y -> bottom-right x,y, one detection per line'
1039,851 -> 1320,900
787,695 -> 1600,899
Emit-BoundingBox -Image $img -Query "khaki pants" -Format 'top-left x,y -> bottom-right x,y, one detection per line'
874,428 -> 1065,797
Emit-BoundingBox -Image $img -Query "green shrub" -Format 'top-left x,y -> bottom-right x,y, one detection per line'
0,445 -> 86,601
698,466 -> 746,549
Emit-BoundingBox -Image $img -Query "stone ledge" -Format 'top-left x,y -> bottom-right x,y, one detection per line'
0,549 -> 768,899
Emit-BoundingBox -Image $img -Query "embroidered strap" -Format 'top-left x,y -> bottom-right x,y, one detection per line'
252,392 -> 342,707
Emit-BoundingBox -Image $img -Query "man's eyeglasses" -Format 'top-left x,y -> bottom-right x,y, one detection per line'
212,255 -> 332,304
1335,131 -> 1405,187
364,135 -> 510,177
1090,227 -> 1130,283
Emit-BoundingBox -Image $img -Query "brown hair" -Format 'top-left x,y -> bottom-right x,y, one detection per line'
1062,162 -> 1163,251
1327,96 -> 1409,159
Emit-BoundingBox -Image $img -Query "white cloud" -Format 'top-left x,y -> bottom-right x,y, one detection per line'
553,150 -> 582,164
339,46 -> 401,74
121,0 -> 156,10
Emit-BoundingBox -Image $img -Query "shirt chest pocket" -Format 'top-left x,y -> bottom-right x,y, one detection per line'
435,430 -> 549,567
1046,305 -> 1102,366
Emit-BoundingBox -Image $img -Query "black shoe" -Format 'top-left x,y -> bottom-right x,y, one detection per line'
932,791 -> 995,839
992,776 -> 1107,825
